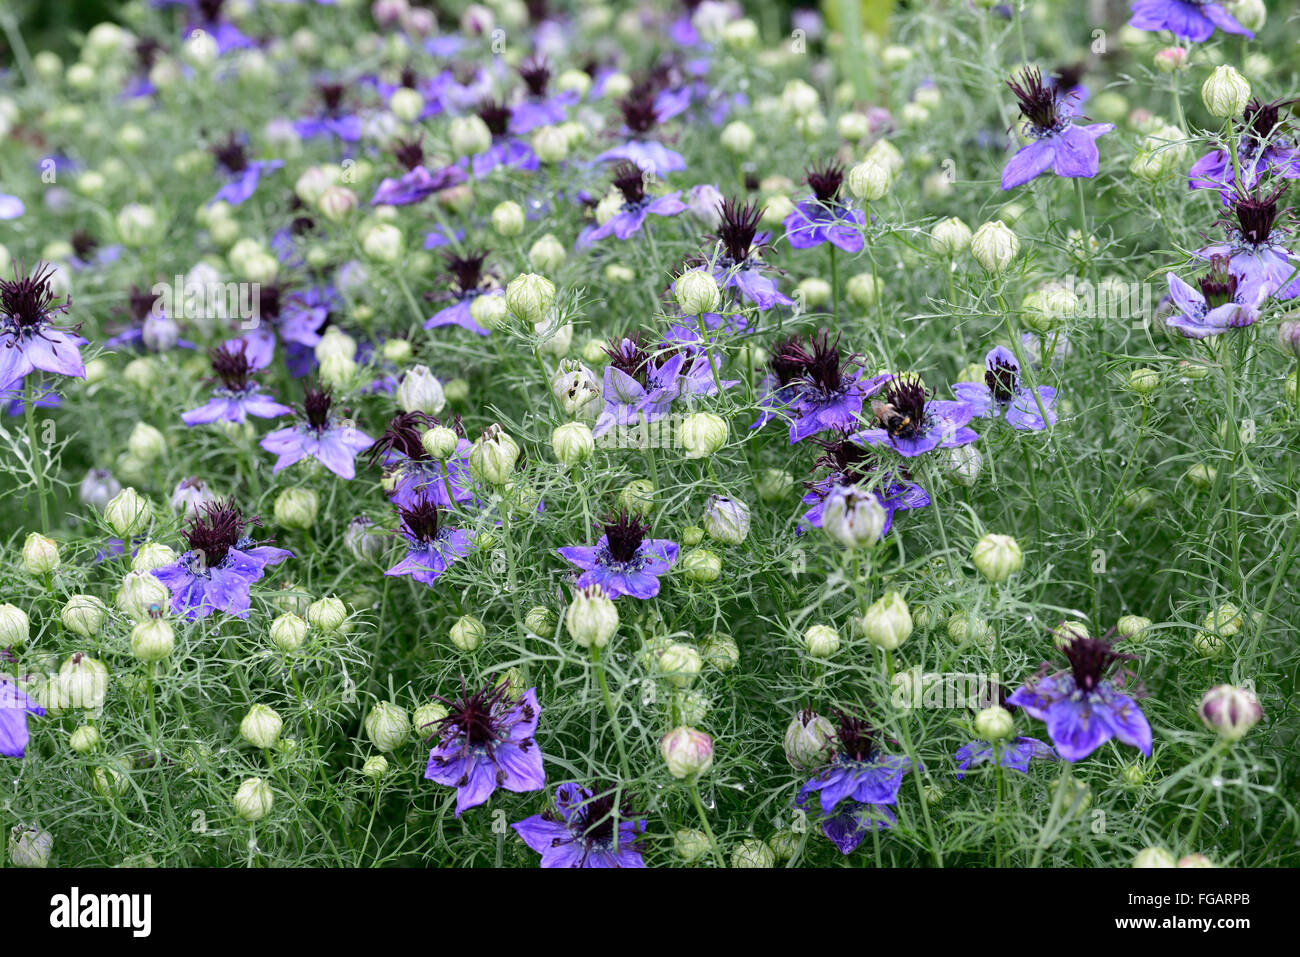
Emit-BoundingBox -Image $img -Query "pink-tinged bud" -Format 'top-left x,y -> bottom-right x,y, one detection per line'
1199,684 -> 1262,741
660,726 -> 714,778
1153,47 -> 1187,73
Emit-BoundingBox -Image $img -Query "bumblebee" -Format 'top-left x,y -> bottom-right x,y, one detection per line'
872,399 -> 914,438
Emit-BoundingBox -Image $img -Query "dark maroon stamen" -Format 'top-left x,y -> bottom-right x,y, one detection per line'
985,357 -> 1019,401
71,230 -> 98,260
601,508 -> 650,563
258,283 -> 284,322
811,431 -> 879,482
392,135 -> 425,171
603,334 -> 652,387
780,330 -> 853,394
182,498 -> 255,568
431,678 -> 514,748
135,36 -> 162,72
1,261 -> 71,331
1007,66 -> 1063,131
197,0 -> 226,22
476,99 -> 511,137
209,341 -> 254,392
397,494 -> 442,544
618,84 -> 661,135
303,384 -> 332,431
805,161 -> 846,206
318,82 -> 346,116
443,249 -> 490,295
611,162 -> 646,206
127,285 -> 161,321
211,134 -> 248,174
1197,255 -> 1238,307
873,377 -> 931,440
1227,187 -> 1287,246
518,56 -> 551,97
716,196 -> 764,263
366,411 -> 434,465
832,709 -> 877,763
1058,631 -> 1134,694
769,334 -> 806,386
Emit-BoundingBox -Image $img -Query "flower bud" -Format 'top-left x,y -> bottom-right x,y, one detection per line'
449,614 -> 485,651
970,220 -> 1019,274
361,222 -> 404,262
847,159 -> 890,201
821,485 -> 887,548
975,705 -> 1015,741
731,838 -> 775,868
61,595 -> 106,638
655,642 -> 703,688
1116,615 -> 1152,641
505,272 -> 556,323
0,603 -> 30,647
720,120 -> 755,154
528,233 -> 567,272
365,701 -> 411,752
679,412 -> 728,459
131,617 -> 175,662
449,114 -> 492,156
1154,46 -> 1188,73
1203,603 -> 1243,636
703,496 -> 750,545
307,596 -> 347,633
660,726 -> 713,778
802,623 -> 840,659
930,216 -> 972,255
233,777 -> 274,821
564,585 -> 618,649
796,277 -> 831,308
56,653 -> 108,711
270,612 -> 308,651
9,827 -> 53,868
116,202 -> 162,247
273,488 -> 319,531
784,710 -> 836,769
674,828 -> 711,862
491,200 -> 525,236
532,124 -> 570,163
861,591 -> 913,650
552,421 -> 594,468
69,724 -> 100,754
104,487 -> 151,538
845,273 -> 882,309
469,424 -> 520,486
971,533 -> 1023,583
238,704 -> 282,749
388,86 -> 424,123
171,476 -> 217,513
619,479 -> 655,515
1201,65 -> 1250,118
1127,367 -> 1161,395
1133,846 -> 1176,868
674,269 -> 721,316
1199,684 -> 1262,741
412,701 -> 449,738
117,569 -> 169,621
317,185 -> 359,222
127,423 -> 166,462
395,366 -> 446,418
344,516 -> 387,563
681,547 -> 721,582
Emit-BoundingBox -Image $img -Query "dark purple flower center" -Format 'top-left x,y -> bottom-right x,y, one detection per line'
604,334 -> 652,387
769,335 -> 806,386
1060,633 -> 1133,694
1,262 -> 70,332
812,432 -> 881,483
618,84 -> 661,135
1198,255 -> 1238,307
182,498 -> 255,568
1228,188 -> 1285,246
833,709 -> 877,762
393,136 -> 425,171
197,0 -> 226,22
128,284 -> 161,321
209,341 -> 254,392
780,330 -> 851,395
716,196 -> 763,263
303,385 -> 333,431
805,161 -> 845,206
397,494 -> 442,545
367,411 -> 435,465
135,36 -> 162,72
71,230 -> 98,260
518,56 -> 551,97
432,678 -> 514,748
985,357 -> 1019,401
476,99 -> 512,137
1007,66 -> 1063,132
212,134 -> 248,174
601,509 -> 649,563
443,249 -> 489,295
612,162 -> 647,206
318,82 -> 347,117
872,377 -> 931,440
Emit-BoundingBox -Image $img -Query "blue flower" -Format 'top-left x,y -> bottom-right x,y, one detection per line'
1189,99 -> 1300,204
760,331 -> 891,444
579,163 -> 687,245
384,495 -> 474,587
424,250 -> 499,336
706,197 -> 794,310
955,737 -> 1058,780
1197,187 -> 1300,301
557,509 -> 678,600
181,341 -> 291,426
370,137 -> 466,206
953,346 -> 1057,430
782,162 -> 865,252
0,262 -> 85,385
1164,256 -> 1266,339
208,134 -> 283,207
1,678 -> 44,759
1127,0 -> 1252,43
294,81 -> 362,142
1001,68 -> 1113,190
796,433 -> 929,535
854,375 -> 979,457
512,783 -> 645,868
260,385 -> 373,479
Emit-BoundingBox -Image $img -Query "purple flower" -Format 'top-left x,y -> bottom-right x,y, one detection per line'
955,737 -> 1058,780
294,82 -> 362,142
1127,0 -> 1252,42
591,84 -> 687,176
151,499 -> 292,620
854,375 -> 979,457
424,249 -> 498,335
1189,99 -> 1300,203
104,285 -> 194,354
370,136 -> 466,206
797,433 -> 929,535
1,679 -> 44,758
182,341 -> 292,425
1001,67 -> 1114,190
366,412 -> 476,508
423,678 -> 545,816
796,710 -> 912,855
783,162 -> 865,252
1,376 -> 60,416
557,509 -> 678,600
592,334 -> 692,439
0,261 -> 85,383
512,783 -> 645,867
208,133 -> 282,206
463,100 -> 539,177
1197,187 -> 1300,301
1164,256 -> 1266,339
953,346 -> 1057,430
579,162 -> 687,245
707,197 -> 794,310
765,331 -> 890,444
1007,632 -> 1152,762
384,494 -> 474,587
509,57 -> 578,134
259,385 -> 373,479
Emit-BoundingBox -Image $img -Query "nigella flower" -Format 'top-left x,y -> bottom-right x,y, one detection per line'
1198,187 -> 1300,301
151,499 -> 292,620
104,285 -> 192,354
259,384 -> 374,479
1001,67 -> 1114,190
424,677 -> 545,816
1190,99 -> 1300,203
557,509 -> 679,600
855,374 -> 979,457
384,494 -> 474,586
465,99 -> 539,178
1,678 -> 44,758
578,163 -> 687,245
424,249 -> 500,335
797,432 -> 929,535
1164,255 -> 1267,339
208,133 -> 283,207
1127,0 -> 1252,42
591,82 -> 687,176
294,81 -> 363,142
366,411 -> 475,508
0,261 -> 85,383
181,341 -> 292,426
796,710 -> 912,855
370,135 -> 467,206
953,346 -> 1057,430
782,161 -> 866,253
512,783 -> 645,868
768,331 -> 889,444
592,334 -> 689,438
156,0 -> 255,53
954,738 -> 1058,779
705,196 -> 794,310
509,55 -> 578,135
1007,631 -> 1152,762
